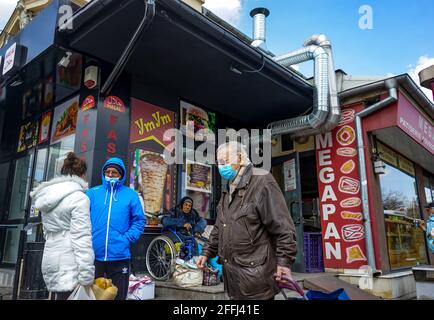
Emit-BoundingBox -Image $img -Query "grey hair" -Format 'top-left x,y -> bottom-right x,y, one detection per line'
216,141 -> 251,165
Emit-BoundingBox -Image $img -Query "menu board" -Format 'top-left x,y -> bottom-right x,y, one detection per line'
185,160 -> 212,194
50,95 -> 79,144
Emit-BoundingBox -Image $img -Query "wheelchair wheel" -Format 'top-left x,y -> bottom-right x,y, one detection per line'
146,235 -> 176,281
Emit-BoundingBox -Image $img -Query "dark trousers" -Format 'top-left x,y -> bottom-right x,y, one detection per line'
51,291 -> 73,300
95,260 -> 130,300
178,232 -> 199,257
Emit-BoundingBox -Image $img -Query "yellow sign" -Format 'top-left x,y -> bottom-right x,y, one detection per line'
377,142 -> 397,167
397,154 -> 415,177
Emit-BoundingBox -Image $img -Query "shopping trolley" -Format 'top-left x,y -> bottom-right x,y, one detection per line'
276,275 -> 350,300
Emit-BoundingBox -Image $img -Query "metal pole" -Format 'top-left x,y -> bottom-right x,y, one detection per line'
355,79 -> 398,271
101,0 -> 156,95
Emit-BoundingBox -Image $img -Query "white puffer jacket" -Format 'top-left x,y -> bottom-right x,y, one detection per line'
30,175 -> 95,292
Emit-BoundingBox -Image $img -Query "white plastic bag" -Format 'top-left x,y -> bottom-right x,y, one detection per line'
128,275 -> 155,300
172,264 -> 203,288
67,285 -> 96,300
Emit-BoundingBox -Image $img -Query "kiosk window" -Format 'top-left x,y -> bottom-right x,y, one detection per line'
380,162 -> 428,269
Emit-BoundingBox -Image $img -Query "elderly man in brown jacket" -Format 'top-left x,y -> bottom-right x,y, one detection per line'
197,141 -> 297,300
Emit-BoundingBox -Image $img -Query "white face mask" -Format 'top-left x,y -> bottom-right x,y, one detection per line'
105,176 -> 120,186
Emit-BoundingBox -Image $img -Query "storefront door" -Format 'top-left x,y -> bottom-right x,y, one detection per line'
272,153 -> 305,272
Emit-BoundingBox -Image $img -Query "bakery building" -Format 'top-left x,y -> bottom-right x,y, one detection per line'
314,71 -> 434,299
0,0 -> 433,300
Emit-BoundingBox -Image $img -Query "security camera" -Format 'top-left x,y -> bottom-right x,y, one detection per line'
58,52 -> 72,68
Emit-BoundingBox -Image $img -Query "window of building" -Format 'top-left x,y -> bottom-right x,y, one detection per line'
8,153 -> 34,221
377,141 -> 428,270
46,95 -> 79,180
55,51 -> 83,103
0,162 -> 11,221
46,135 -> 75,180
29,148 -> 49,219
423,174 -> 434,205
2,226 -> 23,264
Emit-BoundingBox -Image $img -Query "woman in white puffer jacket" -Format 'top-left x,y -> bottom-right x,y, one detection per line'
30,152 -> 95,300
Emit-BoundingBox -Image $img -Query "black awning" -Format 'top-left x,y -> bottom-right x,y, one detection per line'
60,0 -> 313,126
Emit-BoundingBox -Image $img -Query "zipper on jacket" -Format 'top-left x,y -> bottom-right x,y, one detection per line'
104,183 -> 115,261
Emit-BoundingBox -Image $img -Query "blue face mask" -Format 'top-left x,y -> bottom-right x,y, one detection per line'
218,165 -> 238,181
105,176 -> 119,186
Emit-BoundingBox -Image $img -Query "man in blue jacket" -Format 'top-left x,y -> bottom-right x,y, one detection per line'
87,158 -> 146,300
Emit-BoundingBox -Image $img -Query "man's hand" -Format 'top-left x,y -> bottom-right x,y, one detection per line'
274,266 -> 293,284
184,223 -> 192,231
197,255 -> 208,269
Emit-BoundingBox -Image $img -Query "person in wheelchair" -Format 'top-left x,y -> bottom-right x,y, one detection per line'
161,196 -> 207,257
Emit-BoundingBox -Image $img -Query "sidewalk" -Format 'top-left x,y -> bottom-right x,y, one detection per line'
151,272 -> 330,300
0,287 -> 12,300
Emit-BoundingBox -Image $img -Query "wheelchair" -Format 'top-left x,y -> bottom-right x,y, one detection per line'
145,216 -> 205,281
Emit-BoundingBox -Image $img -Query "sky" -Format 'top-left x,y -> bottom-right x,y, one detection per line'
204,0 -> 434,101
1,0 -> 433,100
0,0 -> 16,31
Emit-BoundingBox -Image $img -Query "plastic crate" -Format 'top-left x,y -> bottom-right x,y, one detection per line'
303,232 -> 325,273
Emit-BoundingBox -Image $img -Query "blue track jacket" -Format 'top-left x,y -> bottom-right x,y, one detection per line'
87,158 -> 146,261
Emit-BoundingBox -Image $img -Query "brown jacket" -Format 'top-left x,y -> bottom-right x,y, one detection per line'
202,164 -> 297,300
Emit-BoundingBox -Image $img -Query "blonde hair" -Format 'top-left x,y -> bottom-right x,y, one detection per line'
217,141 -> 251,166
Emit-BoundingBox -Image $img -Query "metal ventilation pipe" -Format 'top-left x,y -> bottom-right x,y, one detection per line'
269,34 -> 341,137
250,8 -> 270,50
268,45 -> 329,135
291,34 -> 341,137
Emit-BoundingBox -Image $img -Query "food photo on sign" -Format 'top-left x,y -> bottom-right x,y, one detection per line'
38,111 -> 52,144
130,149 -> 171,226
17,120 -> 39,152
180,101 -> 216,141
50,95 -> 79,144
185,160 -> 212,194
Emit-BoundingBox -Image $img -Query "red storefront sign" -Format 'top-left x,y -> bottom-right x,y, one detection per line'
130,98 -> 175,147
104,96 -> 126,113
397,98 -> 434,155
81,95 -> 95,111
316,104 -> 368,269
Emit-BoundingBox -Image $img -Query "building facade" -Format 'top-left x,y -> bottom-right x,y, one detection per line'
0,0 -> 432,300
